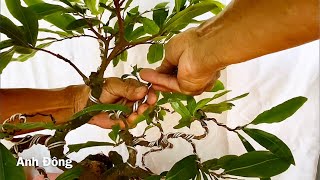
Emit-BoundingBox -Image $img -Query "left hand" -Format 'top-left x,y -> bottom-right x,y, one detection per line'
88,77 -> 157,129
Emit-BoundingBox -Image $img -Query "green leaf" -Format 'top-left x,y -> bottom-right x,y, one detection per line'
166,155 -> 198,180
147,44 -> 164,64
0,15 -> 28,46
200,0 -> 225,14
12,42 -> 52,62
66,18 -> 100,30
0,132 -> 10,139
14,46 -> 34,54
23,0 -> 42,5
174,0 -> 187,13
28,3 -> 67,18
153,2 -> 169,28
154,2 -> 170,9
158,92 -> 190,105
39,28 -> 69,37
202,155 -> 238,171
210,80 -> 224,92
56,165 -> 84,180
108,124 -> 121,142
237,133 -> 255,152
45,13 -> 77,33
5,0 -> 39,46
113,55 -> 121,67
0,49 -> 14,74
163,92 -> 190,101
84,0 -> 100,15
120,50 -> 128,61
202,158 -> 218,170
193,90 -> 231,114
0,143 -> 26,180
250,96 -> 307,125
164,2 -> 219,32
243,128 -> 295,165
59,0 -> 73,7
124,24 -> 134,41
127,26 -> 146,41
201,102 -> 234,114
127,6 -> 139,16
0,40 -> 14,50
22,0 -> 77,33
141,17 -> 160,35
71,104 -> 131,120
226,93 -> 249,102
173,117 -> 193,129
187,96 -> 197,113
170,101 -> 191,118
67,141 -> 114,154
223,151 -> 290,178
103,26 -> 117,35
212,90 -> 231,99
124,0 -> 134,11
2,122 -> 56,131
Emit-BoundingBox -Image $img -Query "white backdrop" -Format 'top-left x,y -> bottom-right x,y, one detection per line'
0,1 -> 319,179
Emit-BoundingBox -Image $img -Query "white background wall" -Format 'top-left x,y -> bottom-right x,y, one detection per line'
0,1 -> 319,179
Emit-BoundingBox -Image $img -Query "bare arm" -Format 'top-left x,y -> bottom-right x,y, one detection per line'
0,78 -> 157,135
141,0 -> 319,95
0,85 -> 89,134
197,0 -> 319,67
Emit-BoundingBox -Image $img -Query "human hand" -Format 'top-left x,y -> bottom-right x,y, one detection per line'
87,77 -> 157,129
140,28 -> 224,95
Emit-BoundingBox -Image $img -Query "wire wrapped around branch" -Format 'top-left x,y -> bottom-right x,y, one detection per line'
10,134 -> 52,158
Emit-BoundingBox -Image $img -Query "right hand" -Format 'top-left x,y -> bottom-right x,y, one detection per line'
140,28 -> 224,95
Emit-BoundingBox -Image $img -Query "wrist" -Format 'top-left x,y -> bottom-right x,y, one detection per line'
72,85 -> 90,113
194,23 -> 228,71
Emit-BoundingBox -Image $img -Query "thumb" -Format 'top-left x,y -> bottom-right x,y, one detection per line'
100,78 -> 147,103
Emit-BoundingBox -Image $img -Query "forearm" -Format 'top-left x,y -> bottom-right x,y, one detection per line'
196,0 -> 319,67
0,85 -> 89,134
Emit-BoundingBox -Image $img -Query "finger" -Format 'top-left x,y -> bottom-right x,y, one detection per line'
127,112 -> 138,124
89,113 -> 125,129
138,104 -> 149,115
140,69 -> 181,92
152,84 -> 173,92
100,77 -> 148,103
147,88 -> 157,105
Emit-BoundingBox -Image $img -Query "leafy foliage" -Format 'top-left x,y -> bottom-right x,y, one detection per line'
0,143 -> 26,180
250,96 -> 307,125
223,151 -> 291,178
166,155 -> 198,180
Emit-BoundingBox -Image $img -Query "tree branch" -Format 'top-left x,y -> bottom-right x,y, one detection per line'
203,118 -> 244,132
114,0 -> 125,42
30,46 -> 89,84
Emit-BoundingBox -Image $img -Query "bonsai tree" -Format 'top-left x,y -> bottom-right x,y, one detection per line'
0,0 -> 308,179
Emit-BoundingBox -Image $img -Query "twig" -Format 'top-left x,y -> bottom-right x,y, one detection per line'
203,118 -> 244,132
114,0 -> 125,42
23,113 -> 56,124
30,46 -> 89,84
37,34 -> 98,43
